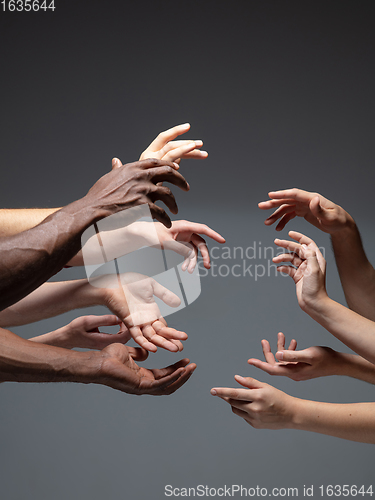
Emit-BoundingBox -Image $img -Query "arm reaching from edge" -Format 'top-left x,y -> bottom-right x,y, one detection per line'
248,332 -> 375,385
259,188 -> 375,321
275,231 -> 375,365
211,376 -> 375,444
0,327 -> 196,395
0,158 -> 189,311
0,208 -> 60,236
0,276 -> 187,353
29,315 -> 132,350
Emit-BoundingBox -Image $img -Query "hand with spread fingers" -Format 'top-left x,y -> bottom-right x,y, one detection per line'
258,188 -> 351,233
87,157 -> 190,229
273,230 -> 328,311
139,123 -> 208,164
154,220 -> 225,272
247,332 -> 342,381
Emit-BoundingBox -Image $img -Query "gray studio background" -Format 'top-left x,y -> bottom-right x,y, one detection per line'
1,1 -> 375,499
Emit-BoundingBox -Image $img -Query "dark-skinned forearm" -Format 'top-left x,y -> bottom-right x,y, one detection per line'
0,197 -> 103,312
0,327 -> 101,384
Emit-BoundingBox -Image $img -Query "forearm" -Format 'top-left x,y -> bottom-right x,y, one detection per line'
306,298 -> 375,364
292,398 -> 375,443
336,352 -> 375,385
0,197 -> 103,311
0,327 -> 100,384
0,208 -> 60,236
331,221 -> 375,321
29,328 -> 71,348
0,280 -> 101,327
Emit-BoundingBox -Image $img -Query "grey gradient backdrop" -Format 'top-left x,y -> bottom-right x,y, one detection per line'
1,1 -> 375,499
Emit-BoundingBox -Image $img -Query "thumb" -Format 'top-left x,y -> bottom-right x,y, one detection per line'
310,196 -> 328,220
112,157 -> 123,170
234,375 -> 263,389
152,280 -> 181,308
276,349 -> 311,363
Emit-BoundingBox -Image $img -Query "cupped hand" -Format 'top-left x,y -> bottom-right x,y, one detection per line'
98,343 -> 196,395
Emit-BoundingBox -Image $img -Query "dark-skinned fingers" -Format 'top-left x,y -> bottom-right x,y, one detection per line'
135,158 -> 179,171
147,166 -> 190,191
157,363 -> 196,395
127,346 -> 149,362
149,185 -> 178,214
152,358 -> 191,379
148,203 -> 172,228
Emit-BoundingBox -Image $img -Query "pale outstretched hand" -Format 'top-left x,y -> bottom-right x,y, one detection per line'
29,314 -> 135,350
211,376 -> 296,430
154,220 -> 225,272
273,230 -> 328,311
139,123 -> 208,164
248,332 -> 341,381
259,188 -> 351,233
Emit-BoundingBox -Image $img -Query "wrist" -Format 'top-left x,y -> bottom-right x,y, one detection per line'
301,291 -> 331,315
330,213 -> 357,240
286,396 -> 305,430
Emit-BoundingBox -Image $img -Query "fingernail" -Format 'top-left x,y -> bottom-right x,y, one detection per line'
276,351 -> 283,360
211,389 -> 217,395
173,162 -> 179,169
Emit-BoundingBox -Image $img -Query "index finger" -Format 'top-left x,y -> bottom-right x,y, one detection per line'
210,387 -> 254,401
135,158 -> 180,171
267,188 -> 316,202
186,223 -> 226,243
148,124 -> 191,151
150,166 -> 190,191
